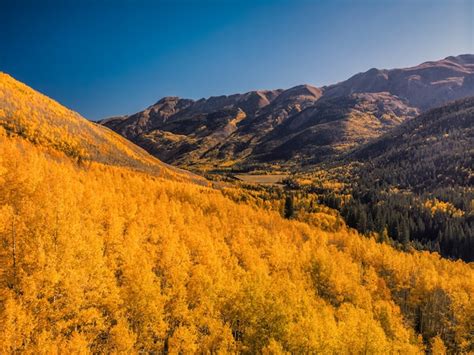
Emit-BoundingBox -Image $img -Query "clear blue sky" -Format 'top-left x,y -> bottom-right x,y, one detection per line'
1,0 -> 472,120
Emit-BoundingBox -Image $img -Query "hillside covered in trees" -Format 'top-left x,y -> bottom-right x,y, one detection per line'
0,73 -> 201,183
1,74 -> 474,354
322,97 -> 473,261
204,95 -> 473,262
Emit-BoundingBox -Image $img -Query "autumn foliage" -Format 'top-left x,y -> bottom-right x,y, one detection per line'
0,74 -> 473,353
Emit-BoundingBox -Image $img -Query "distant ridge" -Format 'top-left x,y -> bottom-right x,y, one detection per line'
101,54 -> 474,171
323,54 -> 474,109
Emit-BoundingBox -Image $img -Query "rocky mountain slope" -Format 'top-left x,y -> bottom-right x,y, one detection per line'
101,54 -> 474,171
250,92 -> 417,166
324,54 -> 474,110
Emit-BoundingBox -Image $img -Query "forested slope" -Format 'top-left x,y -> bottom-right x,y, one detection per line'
337,97 -> 474,260
0,73 -> 199,182
0,75 -> 473,353
352,96 -> 473,191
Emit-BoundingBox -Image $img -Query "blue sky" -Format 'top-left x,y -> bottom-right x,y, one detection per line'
1,0 -> 472,120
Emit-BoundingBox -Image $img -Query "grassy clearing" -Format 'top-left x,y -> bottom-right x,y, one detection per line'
234,174 -> 289,185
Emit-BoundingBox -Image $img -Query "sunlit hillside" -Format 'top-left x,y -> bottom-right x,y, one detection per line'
0,73 -> 201,183
0,76 -> 473,354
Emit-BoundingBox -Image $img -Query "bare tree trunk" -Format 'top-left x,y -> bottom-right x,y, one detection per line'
12,216 -> 17,290
11,217 -> 17,288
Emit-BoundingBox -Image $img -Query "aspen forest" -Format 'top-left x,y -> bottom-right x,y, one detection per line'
0,73 -> 473,354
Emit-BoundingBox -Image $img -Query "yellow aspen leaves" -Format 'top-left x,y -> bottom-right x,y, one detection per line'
0,74 -> 473,353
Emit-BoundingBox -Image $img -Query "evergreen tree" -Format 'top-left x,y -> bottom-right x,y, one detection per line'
284,193 -> 295,219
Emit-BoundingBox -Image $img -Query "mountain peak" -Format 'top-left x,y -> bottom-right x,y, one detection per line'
323,54 -> 474,109
152,96 -> 196,108
289,84 -> 321,95
444,54 -> 474,65
155,96 -> 181,103
274,84 -> 322,102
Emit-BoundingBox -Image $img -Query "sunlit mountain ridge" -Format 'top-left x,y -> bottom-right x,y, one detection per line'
101,54 -> 474,171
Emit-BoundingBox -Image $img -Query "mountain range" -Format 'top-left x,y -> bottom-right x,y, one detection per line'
101,54 -> 474,171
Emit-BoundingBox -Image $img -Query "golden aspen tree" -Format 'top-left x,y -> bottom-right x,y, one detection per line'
431,335 -> 447,355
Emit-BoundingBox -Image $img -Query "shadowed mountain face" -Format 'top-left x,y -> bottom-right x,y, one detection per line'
350,96 -> 474,192
101,55 -> 474,171
332,96 -> 474,261
250,92 -> 418,165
